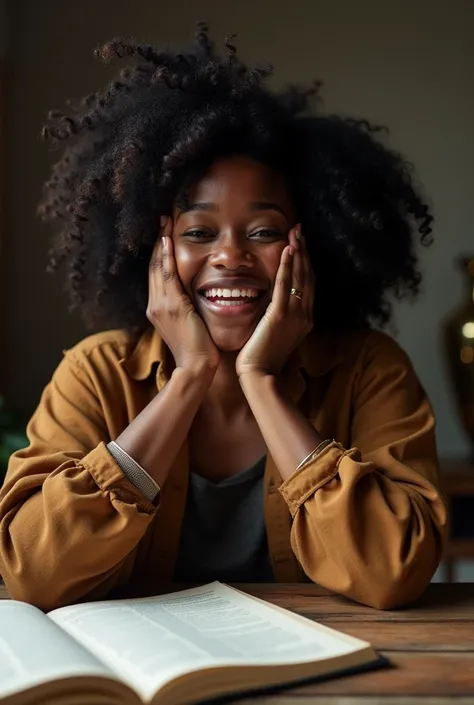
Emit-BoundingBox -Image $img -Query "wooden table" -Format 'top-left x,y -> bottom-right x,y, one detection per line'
1,582 -> 473,704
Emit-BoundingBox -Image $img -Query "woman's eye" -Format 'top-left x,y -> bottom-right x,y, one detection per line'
250,229 -> 285,241
183,229 -> 213,241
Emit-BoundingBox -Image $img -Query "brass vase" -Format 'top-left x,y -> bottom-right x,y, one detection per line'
443,256 -> 474,455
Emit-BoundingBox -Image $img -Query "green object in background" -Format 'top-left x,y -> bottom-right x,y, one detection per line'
0,396 -> 28,482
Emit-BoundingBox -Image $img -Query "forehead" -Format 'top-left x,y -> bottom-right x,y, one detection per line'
189,156 -> 292,207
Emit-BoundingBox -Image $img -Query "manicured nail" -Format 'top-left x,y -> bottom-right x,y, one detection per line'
160,215 -> 166,227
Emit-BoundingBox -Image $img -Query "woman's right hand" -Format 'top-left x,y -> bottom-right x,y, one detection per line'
146,217 -> 220,374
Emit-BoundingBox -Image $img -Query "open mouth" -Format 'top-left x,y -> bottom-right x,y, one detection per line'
198,287 -> 266,316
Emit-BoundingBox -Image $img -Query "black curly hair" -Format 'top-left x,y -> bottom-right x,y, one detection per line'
38,23 -> 433,334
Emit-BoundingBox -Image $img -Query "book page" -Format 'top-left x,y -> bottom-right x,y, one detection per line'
49,582 -> 368,701
0,601 -> 118,701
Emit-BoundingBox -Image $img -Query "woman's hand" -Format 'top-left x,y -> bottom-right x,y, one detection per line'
146,217 -> 220,374
236,224 -> 314,379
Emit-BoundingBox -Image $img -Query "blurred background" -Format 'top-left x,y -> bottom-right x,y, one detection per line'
0,0 -> 473,579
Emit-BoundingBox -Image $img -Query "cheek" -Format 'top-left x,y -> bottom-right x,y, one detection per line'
174,243 -> 202,293
263,244 -> 286,284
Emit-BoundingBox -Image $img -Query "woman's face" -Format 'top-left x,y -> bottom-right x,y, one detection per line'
172,156 -> 296,351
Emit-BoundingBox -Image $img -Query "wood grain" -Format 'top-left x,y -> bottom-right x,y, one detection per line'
282,654 -> 474,697
1,581 -> 474,703
320,621 -> 474,651
240,583 -> 474,622
240,700 -> 474,705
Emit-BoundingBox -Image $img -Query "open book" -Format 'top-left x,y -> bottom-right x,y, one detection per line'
0,582 -> 382,705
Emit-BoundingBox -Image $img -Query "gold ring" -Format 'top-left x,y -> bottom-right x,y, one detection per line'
290,288 -> 303,300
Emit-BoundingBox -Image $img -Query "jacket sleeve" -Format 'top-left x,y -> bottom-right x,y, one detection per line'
0,351 -> 157,611
279,332 -> 448,610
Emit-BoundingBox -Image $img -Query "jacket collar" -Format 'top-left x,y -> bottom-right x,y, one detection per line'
121,325 -> 345,392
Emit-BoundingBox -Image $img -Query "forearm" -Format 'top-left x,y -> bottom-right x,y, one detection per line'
0,443 -> 156,610
240,372 -> 446,608
115,365 -> 214,488
239,372 -> 324,480
277,444 -> 447,609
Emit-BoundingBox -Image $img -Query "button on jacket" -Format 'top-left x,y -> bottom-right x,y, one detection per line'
0,326 -> 447,611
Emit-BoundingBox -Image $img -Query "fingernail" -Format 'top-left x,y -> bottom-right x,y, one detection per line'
162,236 -> 167,250
160,215 -> 166,227
295,227 -> 301,240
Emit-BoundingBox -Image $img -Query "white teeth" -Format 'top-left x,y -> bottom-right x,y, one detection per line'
203,287 -> 259,299
212,300 -> 247,306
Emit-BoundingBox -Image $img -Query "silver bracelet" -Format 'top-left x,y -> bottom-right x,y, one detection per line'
295,439 -> 334,473
107,441 -> 160,503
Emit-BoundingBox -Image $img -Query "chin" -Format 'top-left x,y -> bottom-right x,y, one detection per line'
208,328 -> 254,353
212,338 -> 247,353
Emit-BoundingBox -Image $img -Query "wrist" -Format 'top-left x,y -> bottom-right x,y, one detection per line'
173,364 -> 216,388
238,370 -> 276,393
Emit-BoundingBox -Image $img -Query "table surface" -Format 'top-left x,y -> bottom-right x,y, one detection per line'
1,582 -> 474,704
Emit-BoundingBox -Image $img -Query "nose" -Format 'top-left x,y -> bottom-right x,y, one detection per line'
208,232 -> 254,270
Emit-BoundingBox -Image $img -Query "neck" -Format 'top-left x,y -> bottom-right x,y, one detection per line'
202,351 -> 250,420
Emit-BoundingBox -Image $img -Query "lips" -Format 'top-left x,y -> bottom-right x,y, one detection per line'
196,279 -> 268,317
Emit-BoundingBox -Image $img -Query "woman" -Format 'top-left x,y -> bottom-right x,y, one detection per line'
0,26 -> 447,611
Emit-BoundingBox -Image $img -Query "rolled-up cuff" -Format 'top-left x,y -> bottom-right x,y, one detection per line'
82,441 -> 158,514
279,441 -> 350,517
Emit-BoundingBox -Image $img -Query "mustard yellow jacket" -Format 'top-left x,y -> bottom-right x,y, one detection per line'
0,326 -> 447,611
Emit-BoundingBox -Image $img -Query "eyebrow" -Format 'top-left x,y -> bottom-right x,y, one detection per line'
249,201 -> 288,217
176,200 -> 288,220
176,202 -> 217,220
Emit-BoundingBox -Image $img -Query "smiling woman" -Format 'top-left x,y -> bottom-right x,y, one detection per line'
0,25 -> 447,611
169,157 -> 297,353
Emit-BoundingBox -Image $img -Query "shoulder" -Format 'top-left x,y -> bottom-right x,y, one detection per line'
327,327 -> 419,395
302,328 -> 413,381
347,328 -> 412,369
333,328 -> 412,370
60,329 -> 139,374
54,329 -> 139,388
336,328 -> 422,402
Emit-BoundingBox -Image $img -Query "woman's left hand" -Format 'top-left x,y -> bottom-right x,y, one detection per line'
236,224 -> 315,379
